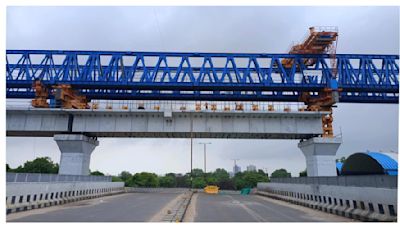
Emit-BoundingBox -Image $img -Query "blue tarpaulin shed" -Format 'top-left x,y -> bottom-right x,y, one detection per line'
341,152 -> 398,176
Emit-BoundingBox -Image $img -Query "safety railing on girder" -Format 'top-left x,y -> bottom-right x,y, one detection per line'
7,99 -> 312,113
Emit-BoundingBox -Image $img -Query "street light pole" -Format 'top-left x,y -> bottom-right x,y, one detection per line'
199,142 -> 211,173
190,116 -> 193,189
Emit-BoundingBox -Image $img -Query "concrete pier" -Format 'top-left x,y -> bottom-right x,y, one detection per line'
298,137 -> 342,177
54,134 -> 99,175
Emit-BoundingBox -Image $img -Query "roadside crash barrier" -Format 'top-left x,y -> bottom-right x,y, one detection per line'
6,181 -> 125,214
257,181 -> 397,222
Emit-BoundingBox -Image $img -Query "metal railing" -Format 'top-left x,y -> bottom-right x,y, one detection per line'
270,175 -> 397,189
6,172 -> 112,183
312,26 -> 339,33
6,99 -> 313,113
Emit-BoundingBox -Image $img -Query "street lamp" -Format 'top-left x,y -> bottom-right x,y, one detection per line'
198,142 -> 211,173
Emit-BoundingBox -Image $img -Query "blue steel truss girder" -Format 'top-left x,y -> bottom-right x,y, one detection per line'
6,50 -> 399,103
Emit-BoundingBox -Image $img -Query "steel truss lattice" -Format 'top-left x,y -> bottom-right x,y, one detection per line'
6,50 -> 399,103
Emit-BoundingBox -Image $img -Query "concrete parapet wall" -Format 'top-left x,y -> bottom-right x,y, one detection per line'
6,172 -> 112,182
270,175 -> 397,188
257,182 -> 397,221
6,181 -> 125,214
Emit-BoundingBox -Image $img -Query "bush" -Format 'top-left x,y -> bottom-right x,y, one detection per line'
192,177 -> 207,189
129,172 -> 159,187
271,169 -> 291,178
91,171 -> 105,176
159,175 -> 176,187
7,157 -> 59,174
112,176 -> 123,182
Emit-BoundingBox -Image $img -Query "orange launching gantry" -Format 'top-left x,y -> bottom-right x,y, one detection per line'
31,80 -> 49,108
31,81 -> 89,109
283,26 -> 339,137
282,26 -> 338,69
52,85 -> 90,109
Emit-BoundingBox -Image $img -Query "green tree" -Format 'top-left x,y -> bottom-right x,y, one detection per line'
233,171 -> 269,189
246,171 -> 269,187
11,157 -> 59,174
299,169 -> 307,177
6,164 -> 11,172
165,173 -> 176,178
271,169 -> 291,178
191,168 -> 204,178
213,168 -> 230,182
176,174 -> 191,188
233,175 -> 247,190
205,176 -> 218,185
13,165 -> 24,173
91,171 -> 105,176
159,175 -> 176,188
112,176 -> 123,182
192,177 -> 207,188
117,171 -> 133,186
257,169 -> 266,175
210,168 -> 232,189
130,172 -> 159,187
217,178 -> 235,190
118,171 -> 132,183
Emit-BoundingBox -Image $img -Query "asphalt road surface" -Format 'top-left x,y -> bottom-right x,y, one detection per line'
7,192 -> 180,222
8,192 -> 353,222
188,193 -> 353,222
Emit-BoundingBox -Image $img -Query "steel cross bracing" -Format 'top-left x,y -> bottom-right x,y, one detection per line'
6,50 -> 399,103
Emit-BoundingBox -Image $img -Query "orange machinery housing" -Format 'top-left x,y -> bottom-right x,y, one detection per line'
281,26 -> 338,69
31,80 -> 89,109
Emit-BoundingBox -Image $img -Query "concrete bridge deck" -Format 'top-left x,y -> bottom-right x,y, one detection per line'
6,107 -> 327,139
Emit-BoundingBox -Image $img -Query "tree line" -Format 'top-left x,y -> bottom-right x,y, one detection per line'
6,157 -> 293,190
113,168 -> 272,190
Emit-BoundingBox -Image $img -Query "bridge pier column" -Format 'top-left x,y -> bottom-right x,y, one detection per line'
54,134 -> 99,175
298,137 -> 342,177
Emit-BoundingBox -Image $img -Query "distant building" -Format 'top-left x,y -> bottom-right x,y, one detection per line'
233,164 -> 241,174
247,165 -> 256,172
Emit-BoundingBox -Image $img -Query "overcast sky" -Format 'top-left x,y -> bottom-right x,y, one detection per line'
6,6 -> 399,176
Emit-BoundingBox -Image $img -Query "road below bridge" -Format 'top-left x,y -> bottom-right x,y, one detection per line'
7,191 -> 353,222
7,192 -> 180,222
186,192 -> 352,222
